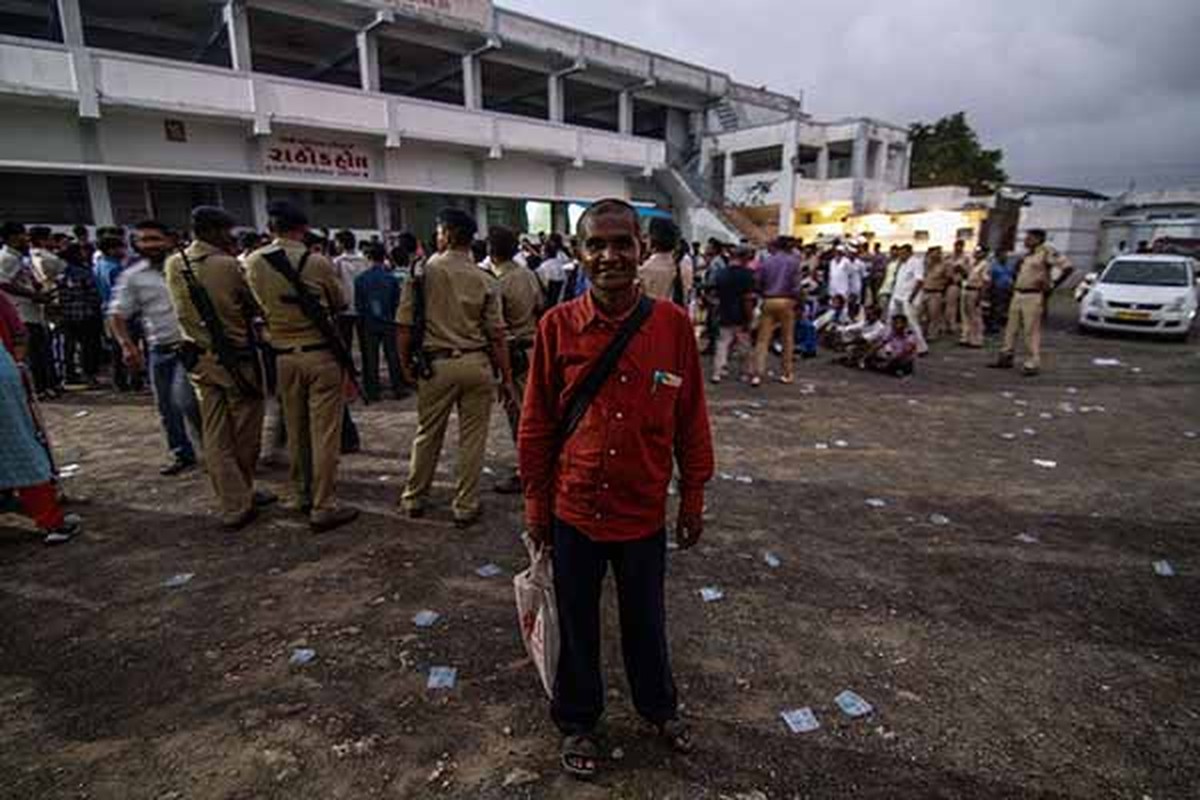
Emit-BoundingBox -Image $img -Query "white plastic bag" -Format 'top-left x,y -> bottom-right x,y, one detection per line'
514,533 -> 559,699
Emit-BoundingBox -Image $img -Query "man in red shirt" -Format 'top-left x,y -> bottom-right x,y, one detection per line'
518,199 -> 715,777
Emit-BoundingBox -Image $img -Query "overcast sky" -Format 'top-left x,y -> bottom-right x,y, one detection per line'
503,0 -> 1200,193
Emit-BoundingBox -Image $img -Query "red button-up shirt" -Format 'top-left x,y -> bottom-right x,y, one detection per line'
518,292 -> 714,542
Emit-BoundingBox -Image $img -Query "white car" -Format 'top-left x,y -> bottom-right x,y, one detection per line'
1079,255 -> 1199,341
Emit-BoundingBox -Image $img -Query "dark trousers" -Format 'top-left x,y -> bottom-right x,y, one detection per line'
551,519 -> 677,736
360,322 -> 404,400
149,347 -> 200,461
25,322 -> 57,394
62,317 -> 103,381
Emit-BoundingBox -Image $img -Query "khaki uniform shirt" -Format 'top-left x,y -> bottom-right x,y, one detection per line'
490,259 -> 542,343
396,248 -> 504,351
165,239 -> 259,350
965,257 -> 992,290
1014,244 -> 1072,292
946,253 -> 972,285
923,256 -> 951,292
244,238 -> 345,349
639,251 -> 693,301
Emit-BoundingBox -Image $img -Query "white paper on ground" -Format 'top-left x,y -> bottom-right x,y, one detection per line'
699,586 -> 725,603
427,666 -> 457,689
835,690 -> 874,717
781,707 -> 821,733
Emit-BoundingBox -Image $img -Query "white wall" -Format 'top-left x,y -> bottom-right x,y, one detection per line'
1019,197 -> 1107,269
98,112 -> 255,173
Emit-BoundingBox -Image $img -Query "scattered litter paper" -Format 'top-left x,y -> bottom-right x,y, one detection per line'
482,466 -> 496,476
1185,431 -> 1198,440
1039,413 -> 1054,420
1023,428 -> 1037,436
699,586 -> 725,603
866,498 -> 888,508
1066,387 -> 1079,395
413,610 -> 440,628
834,440 -> 849,449
1130,367 -> 1143,374
1000,433 -> 1017,441
733,410 -> 753,420
781,707 -> 821,734
906,399 -> 920,406
289,648 -> 316,666
475,564 -> 502,578
427,666 -> 457,690
1015,533 -> 1040,545
73,410 -> 90,418
1092,358 -> 1122,367
59,463 -> 81,477
163,573 -> 194,589
1153,560 -> 1176,578
1013,399 -> 1029,407
1001,391 -> 1015,399
719,472 -> 734,481
734,475 -> 754,484
1058,403 -> 1076,414
1015,412 -> 1026,418
1033,459 -> 1058,469
929,514 -> 951,526
814,443 -> 830,451
763,552 -> 781,569
835,690 -> 874,718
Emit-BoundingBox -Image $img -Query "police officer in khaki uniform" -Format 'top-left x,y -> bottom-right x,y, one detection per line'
244,202 -> 358,532
921,247 -> 949,339
397,208 -> 516,526
959,246 -> 992,349
485,224 -> 544,495
944,239 -> 971,337
165,207 -> 272,530
991,229 -> 1073,376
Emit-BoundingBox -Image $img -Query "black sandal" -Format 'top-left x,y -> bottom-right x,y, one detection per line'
656,719 -> 694,755
560,734 -> 601,778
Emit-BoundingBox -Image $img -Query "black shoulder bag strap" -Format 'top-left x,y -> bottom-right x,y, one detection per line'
555,295 -> 654,444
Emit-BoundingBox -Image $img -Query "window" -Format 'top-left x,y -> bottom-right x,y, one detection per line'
0,172 -> 91,224
111,178 -> 254,229
269,187 -> 374,229
794,146 -> 820,178
956,227 -> 976,241
826,141 -> 854,179
1100,260 -> 1189,287
731,146 -> 783,177
914,230 -> 930,243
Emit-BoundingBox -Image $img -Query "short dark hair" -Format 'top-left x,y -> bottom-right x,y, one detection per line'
267,200 -> 308,233
99,236 -> 125,256
470,238 -> 488,263
238,231 -> 261,251
488,226 -> 519,261
0,222 -> 26,241
303,231 -> 327,250
436,208 -> 477,247
577,198 -> 639,238
28,225 -> 53,243
133,219 -> 171,236
191,206 -> 235,240
335,229 -> 356,251
1027,228 -> 1047,243
363,242 -> 386,263
649,219 -> 679,252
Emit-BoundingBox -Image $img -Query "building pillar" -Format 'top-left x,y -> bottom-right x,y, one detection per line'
816,145 -> 830,181
874,141 -> 889,184
618,90 -> 634,136
56,0 -> 99,119
901,142 -> 914,188
86,173 -> 113,227
474,197 -> 489,238
548,73 -> 564,123
250,183 -> 269,231
851,124 -> 869,180
357,29 -> 380,93
723,152 -> 734,203
224,1 -> 252,72
779,120 -> 799,236
551,201 -> 570,235
462,53 -> 482,111
374,191 -> 391,232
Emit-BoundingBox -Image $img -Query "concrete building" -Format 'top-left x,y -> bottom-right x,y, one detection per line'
1099,188 -> 1200,263
0,0 -> 910,243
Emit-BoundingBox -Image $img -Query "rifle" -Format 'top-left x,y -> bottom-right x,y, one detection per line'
177,247 -> 262,399
408,259 -> 434,381
261,249 -> 368,405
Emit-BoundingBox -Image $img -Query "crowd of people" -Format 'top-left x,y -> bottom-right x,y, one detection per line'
1,196 -> 1078,776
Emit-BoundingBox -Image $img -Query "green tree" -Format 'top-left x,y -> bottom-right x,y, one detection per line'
908,112 -> 1007,194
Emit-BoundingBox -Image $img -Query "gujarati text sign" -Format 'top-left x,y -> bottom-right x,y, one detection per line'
264,136 -> 371,180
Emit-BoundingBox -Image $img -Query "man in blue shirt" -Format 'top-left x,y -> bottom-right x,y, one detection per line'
988,251 -> 1015,334
354,242 -> 407,401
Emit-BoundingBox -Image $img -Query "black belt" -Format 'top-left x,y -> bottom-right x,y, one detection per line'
923,289 -> 946,294
427,347 -> 487,361
152,342 -> 182,355
272,343 -> 331,355
1015,289 -> 1045,295
195,345 -> 258,360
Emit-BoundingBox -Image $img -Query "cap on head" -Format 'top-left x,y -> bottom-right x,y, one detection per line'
267,200 -> 309,233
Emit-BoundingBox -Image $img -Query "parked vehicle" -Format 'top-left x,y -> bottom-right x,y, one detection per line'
1079,255 -> 1198,341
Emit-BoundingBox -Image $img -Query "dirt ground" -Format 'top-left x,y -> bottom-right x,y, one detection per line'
3,301 -> 1199,800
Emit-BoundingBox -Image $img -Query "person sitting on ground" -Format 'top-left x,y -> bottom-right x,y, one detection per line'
813,294 -> 850,351
838,304 -> 888,366
866,313 -> 919,376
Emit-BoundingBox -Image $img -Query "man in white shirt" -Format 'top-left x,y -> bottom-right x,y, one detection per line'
828,247 -> 855,304
639,218 -> 693,307
535,233 -> 570,304
840,303 -> 888,364
0,223 -> 60,397
888,244 -> 929,356
333,230 -> 370,352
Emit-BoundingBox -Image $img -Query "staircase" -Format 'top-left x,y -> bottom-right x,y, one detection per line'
714,99 -> 740,132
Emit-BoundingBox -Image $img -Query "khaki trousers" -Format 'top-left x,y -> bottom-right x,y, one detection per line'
403,351 -> 493,520
754,298 -> 796,380
923,292 -> 946,339
945,285 -> 962,335
277,349 -> 345,519
1002,292 -> 1045,370
961,288 -> 986,347
191,363 -> 265,522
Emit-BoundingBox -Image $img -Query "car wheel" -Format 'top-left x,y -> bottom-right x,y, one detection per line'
1076,322 -> 1092,336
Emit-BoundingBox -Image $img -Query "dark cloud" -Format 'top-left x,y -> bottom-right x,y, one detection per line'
503,0 -> 1200,191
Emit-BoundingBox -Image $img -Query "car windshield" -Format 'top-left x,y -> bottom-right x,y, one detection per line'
1101,261 -> 1190,287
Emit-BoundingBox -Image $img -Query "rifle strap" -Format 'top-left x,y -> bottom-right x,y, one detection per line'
555,295 -> 654,445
